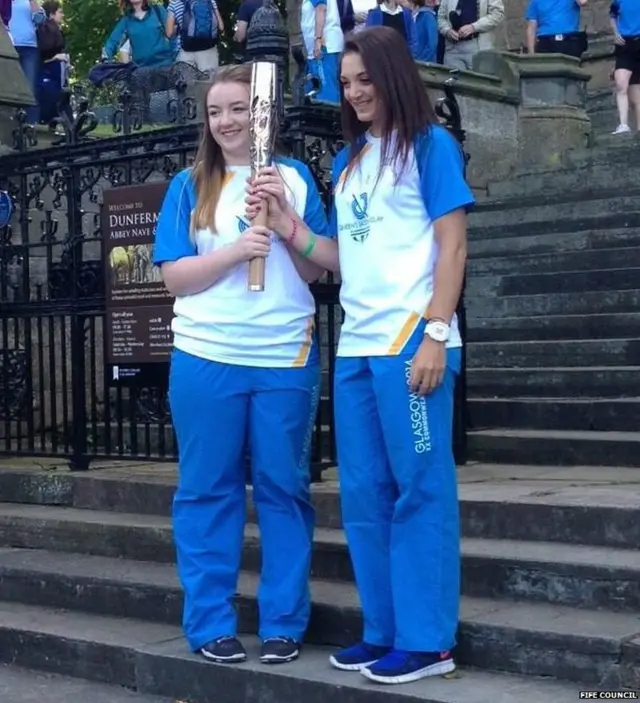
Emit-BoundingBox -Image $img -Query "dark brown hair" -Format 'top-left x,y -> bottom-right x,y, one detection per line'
119,0 -> 150,14
340,26 -> 438,182
42,0 -> 61,17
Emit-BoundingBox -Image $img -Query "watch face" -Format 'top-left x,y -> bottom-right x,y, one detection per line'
427,322 -> 449,342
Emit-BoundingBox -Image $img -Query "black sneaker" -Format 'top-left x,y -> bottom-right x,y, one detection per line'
260,636 -> 300,664
200,636 -> 247,663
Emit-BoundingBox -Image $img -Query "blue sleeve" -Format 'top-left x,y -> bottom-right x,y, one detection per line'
365,8 -> 375,25
328,147 -> 350,239
301,167 -> 330,238
310,0 -> 327,6
610,1 -> 620,18
524,0 -> 538,21
426,13 -> 438,62
278,158 -> 331,237
418,126 -> 475,222
153,170 -> 197,266
405,9 -> 417,56
103,16 -> 128,59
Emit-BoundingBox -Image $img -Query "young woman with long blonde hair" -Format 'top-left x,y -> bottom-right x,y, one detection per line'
153,64 -> 329,666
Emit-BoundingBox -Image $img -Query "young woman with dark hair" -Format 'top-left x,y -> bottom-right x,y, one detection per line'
247,25 -> 474,686
153,64 -> 329,667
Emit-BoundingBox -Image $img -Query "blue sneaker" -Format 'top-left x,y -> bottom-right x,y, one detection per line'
329,642 -> 391,671
361,649 -> 455,684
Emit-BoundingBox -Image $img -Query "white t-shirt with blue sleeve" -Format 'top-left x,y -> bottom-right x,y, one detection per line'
331,124 -> 475,357
153,157 -> 329,368
301,0 -> 345,56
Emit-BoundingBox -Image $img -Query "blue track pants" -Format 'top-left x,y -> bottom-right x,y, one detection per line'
169,349 -> 320,651
334,349 -> 461,652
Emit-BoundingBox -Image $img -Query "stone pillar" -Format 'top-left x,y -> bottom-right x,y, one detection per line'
0,23 -> 36,150
482,52 -> 592,170
243,0 -> 290,117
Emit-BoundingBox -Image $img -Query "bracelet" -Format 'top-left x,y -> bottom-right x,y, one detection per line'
288,217 -> 298,243
300,234 -> 316,258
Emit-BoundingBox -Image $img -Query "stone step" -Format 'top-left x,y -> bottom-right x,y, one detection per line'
0,601 -> 589,703
468,227 -> 640,258
467,246 -> 640,276
467,339 -> 640,369
467,313 -> 640,343
590,131 -> 640,151
487,161 -> 640,201
3,507 -> 640,613
467,268 -> 640,298
470,193 -> 640,232
466,290 -> 640,319
468,366 -> 640,398
468,397 -> 640,433
587,88 -> 615,113
2,465 -> 639,549
589,109 -> 617,135
468,429 -> 640,468
0,664 -> 172,703
470,212 -> 640,245
0,555 -> 639,688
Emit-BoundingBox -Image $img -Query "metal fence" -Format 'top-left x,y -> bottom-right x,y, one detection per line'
0,71 -> 468,480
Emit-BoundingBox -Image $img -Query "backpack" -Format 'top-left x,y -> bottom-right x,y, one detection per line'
181,0 -> 218,52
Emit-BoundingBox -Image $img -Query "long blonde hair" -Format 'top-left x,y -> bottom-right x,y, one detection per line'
192,65 -> 252,233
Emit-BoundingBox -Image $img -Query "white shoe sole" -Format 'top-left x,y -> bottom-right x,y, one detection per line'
200,648 -> 247,664
329,655 -> 379,671
361,658 -> 456,684
261,650 -> 300,664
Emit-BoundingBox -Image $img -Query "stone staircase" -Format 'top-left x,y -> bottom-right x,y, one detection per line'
466,132 -> 640,467
2,129 -> 640,702
0,461 -> 638,701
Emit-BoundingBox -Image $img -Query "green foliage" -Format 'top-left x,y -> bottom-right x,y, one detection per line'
63,0 -> 122,78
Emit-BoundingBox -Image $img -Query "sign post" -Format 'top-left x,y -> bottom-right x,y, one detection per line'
102,182 -> 173,386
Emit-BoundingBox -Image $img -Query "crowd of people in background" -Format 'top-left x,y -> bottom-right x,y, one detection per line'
1,0 -> 639,134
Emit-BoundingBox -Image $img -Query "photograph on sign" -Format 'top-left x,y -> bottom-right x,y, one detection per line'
101,182 -> 174,384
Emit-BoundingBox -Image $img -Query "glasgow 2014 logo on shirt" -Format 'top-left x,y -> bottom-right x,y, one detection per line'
236,215 -> 279,244
350,193 -> 369,242
237,216 -> 250,233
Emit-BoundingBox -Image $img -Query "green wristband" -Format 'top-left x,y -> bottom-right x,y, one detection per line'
300,234 -> 316,258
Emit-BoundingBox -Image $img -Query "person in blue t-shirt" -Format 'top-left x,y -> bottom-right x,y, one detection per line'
153,64 -> 329,667
525,0 -> 587,58
247,25 -> 475,686
610,0 -> 640,134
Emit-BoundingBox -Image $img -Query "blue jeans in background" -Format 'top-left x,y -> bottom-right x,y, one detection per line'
16,45 -> 40,124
